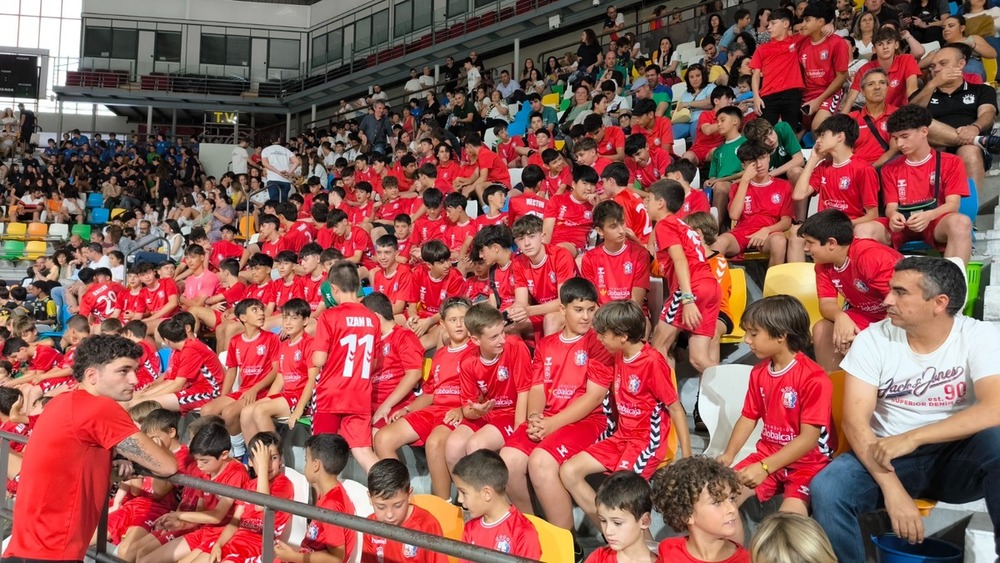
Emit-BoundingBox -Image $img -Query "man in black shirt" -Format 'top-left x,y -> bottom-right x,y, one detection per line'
443,56 -> 461,92
864,0 -> 900,25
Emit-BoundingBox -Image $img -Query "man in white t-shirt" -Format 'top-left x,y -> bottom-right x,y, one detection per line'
811,256 -> 1000,563
85,242 -> 111,270
230,138 -> 249,175
260,132 -> 298,202
404,69 -> 423,96
419,66 -> 436,92
465,59 -> 482,94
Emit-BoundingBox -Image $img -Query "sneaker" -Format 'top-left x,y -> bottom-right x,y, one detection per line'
979,135 -> 1000,154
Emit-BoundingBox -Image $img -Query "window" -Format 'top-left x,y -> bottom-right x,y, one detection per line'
268,38 -> 299,69
200,34 -> 250,66
474,0 -> 493,7
446,0 -> 467,18
354,17 -> 371,52
154,31 -> 181,62
372,10 -> 389,47
311,33 -> 327,67
83,26 -> 137,59
394,0 -> 411,38
310,29 -> 342,69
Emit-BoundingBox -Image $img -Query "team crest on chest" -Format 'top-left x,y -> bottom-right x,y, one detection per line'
628,374 -> 641,394
575,350 -> 588,366
839,177 -> 850,190
549,272 -> 557,284
624,261 -> 633,274
771,193 -> 782,204
383,343 -> 391,356
964,94 -> 976,104
496,536 -> 512,553
256,345 -> 266,355
854,279 -> 870,293
782,386 -> 798,408
403,544 -> 418,558
820,49 -> 829,60
294,349 -> 302,361
497,366 -> 509,381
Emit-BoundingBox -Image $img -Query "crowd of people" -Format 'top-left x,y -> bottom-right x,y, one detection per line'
1,1 -> 1000,562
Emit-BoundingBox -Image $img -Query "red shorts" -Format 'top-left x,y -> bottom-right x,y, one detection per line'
734,452 -> 827,503
225,387 -> 269,403
460,411 -> 517,438
150,524 -> 199,545
845,307 -> 880,330
877,215 -> 950,252
215,529 -> 269,562
372,393 -> 417,430
265,392 -> 312,417
402,404 -> 460,445
185,525 -> 224,550
661,285 -> 722,338
689,142 -> 716,164
39,376 -> 76,394
176,389 -> 217,415
312,412 -> 372,448
818,91 -> 843,114
503,415 -> 606,463
107,497 -> 172,544
584,434 -> 670,479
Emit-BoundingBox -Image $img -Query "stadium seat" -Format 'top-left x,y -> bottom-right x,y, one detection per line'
3,241 -> 25,261
524,514 -> 573,563
110,208 -> 128,220
550,84 -> 564,97
47,223 -> 69,241
699,364 -> 761,460
236,215 -> 255,241
559,98 -> 571,112
25,241 -> 46,261
899,179 -> 978,254
828,370 -> 851,458
762,262 -> 828,328
541,93 -> 560,108
158,347 -> 172,374
5,223 -> 26,241
720,267 -> 747,344
509,168 -> 523,187
484,127 -> 499,149
71,224 -> 92,240
89,208 -> 110,225
341,479 -> 373,563
553,139 -> 565,151
281,467 -> 310,547
26,222 -> 47,241
86,192 -> 104,209
412,495 -> 463,563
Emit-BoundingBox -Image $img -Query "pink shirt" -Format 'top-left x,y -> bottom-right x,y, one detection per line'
183,270 -> 221,301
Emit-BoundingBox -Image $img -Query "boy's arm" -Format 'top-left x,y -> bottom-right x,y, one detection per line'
208,511 -> 243,559
770,152 -> 804,180
134,378 -> 186,403
751,68 -> 764,111
147,295 -> 179,321
514,389 -> 529,427
243,364 -> 279,404
176,495 -> 237,525
274,542 -> 346,563
793,152 -> 822,202
667,400 -> 692,458
717,415 -> 761,466
288,366 -> 320,425
539,380 -> 607,437
373,366 -> 424,423
525,383 -> 546,420
221,366 -> 239,396
541,218 -> 556,245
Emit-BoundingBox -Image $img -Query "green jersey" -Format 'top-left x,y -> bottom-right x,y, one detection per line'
769,121 -> 802,171
710,135 -> 747,179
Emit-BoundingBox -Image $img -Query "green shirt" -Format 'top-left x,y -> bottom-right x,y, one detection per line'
319,281 -> 366,308
710,135 -> 747,179
769,121 -> 802,171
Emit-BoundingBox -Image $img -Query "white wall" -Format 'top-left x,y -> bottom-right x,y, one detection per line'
35,113 -> 132,138
200,142 -> 238,178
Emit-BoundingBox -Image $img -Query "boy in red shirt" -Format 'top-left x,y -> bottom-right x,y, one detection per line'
364,292 -> 424,428
631,98 -> 675,154
136,261 -> 180,336
374,297 -> 471,499
201,298 -> 279,459
253,213 -> 292,259
500,279 -> 614,531
443,192 -> 477,270
562,300 -> 690,526
410,188 -> 449,260
665,159 -> 711,219
268,250 -> 305,317
470,225 -> 518,313
508,214 -> 579,337
119,270 -> 149,323
711,142 -> 794,266
79,267 -> 126,328
295,243 -> 326,315
586,473 -> 656,563
210,224 -> 249,270
573,138 -> 614,179
311,262 -> 381,472
681,86 -> 735,165
799,209 -> 902,372
841,27 -> 921,113
506,165 -> 547,226
453,449 -> 542,562
132,317 -> 224,414
624,134 -> 671,190
495,123 -> 525,168
371,234 -> 417,322
798,4 -> 849,132
119,320 -> 161,392
749,8 -> 804,130
10,315 -> 89,404
651,457 -> 750,563
407,240 -> 468,351
477,185 -> 509,231
444,304 -> 531,468
274,434 -> 356,563
543,165 -> 598,257
328,207 -> 376,275
220,254 -> 275,352
277,202 -> 314,252
539,148 -> 573,196
718,296 -> 836,518
454,133 -> 512,202
600,163 -> 652,245
362,459 -> 447,563
584,113 -> 626,161
348,181 -> 377,229
582,200 -> 651,308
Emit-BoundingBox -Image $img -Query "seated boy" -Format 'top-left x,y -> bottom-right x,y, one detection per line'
542,165 -> 598,257
507,165 -> 547,226
581,200 -> 651,308
407,240 -> 468,351
219,253 -> 275,351
624,134 -> 672,191
477,185 -> 509,230
500,278 -> 614,531
453,449 -> 541,561
561,300 -> 690,526
470,225 -> 517,314
665,159 -> 711,219
443,192 -> 477,270
704,106 -> 747,225
508,215 -> 579,337
586,472 -> 656,563
135,261 -> 180,335
364,292 -> 424,426
711,142 -> 794,267
130,317 -> 225,414
362,459 -> 447,563
599,162 -> 651,245
371,235 -> 417,323
11,315 -> 90,404
187,259 -> 247,336
119,320 -> 162,393
681,86 -> 736,165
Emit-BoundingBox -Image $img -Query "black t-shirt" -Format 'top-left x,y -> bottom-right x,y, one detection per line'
577,43 -> 603,70
927,81 -> 999,130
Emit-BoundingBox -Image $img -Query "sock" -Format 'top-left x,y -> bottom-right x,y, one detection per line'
975,136 -> 987,150
230,433 -> 245,458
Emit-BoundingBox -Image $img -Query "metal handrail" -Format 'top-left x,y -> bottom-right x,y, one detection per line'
0,428 -> 535,563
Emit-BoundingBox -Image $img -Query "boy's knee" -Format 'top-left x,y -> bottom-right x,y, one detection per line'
527,450 -> 559,481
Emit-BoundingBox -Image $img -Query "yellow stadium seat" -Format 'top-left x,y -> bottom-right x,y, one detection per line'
235,215 -> 255,241
524,514 -> 574,563
541,93 -> 560,108
110,208 -> 128,220
985,58 -> 997,85
553,139 -> 565,151
412,495 -> 464,563
720,267 -> 747,344
26,222 -> 47,241
24,241 -> 47,261
762,262 -> 828,328
5,222 -> 26,241
422,358 -> 432,381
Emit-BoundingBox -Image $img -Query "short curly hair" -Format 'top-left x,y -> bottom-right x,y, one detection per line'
650,456 -> 742,531
72,334 -> 143,382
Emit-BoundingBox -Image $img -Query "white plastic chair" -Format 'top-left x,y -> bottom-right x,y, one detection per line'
484,127 -> 499,149
341,479 -> 373,563
509,167 -> 523,188
699,364 -> 762,460
671,82 -> 687,103
48,223 -> 69,241
281,467 -> 310,547
671,138 -> 687,158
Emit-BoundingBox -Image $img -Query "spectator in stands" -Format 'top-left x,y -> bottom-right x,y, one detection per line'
922,16 -> 998,80
496,70 -> 522,101
842,27 -> 920,112
720,9 -> 754,55
359,100 -> 392,155
260,132 -> 297,203
420,66 -> 436,92
671,63 -> 716,143
849,68 -> 898,166
750,8 -> 805,131
812,257 -> 1000,563
572,29 -> 604,87
603,5 -> 626,42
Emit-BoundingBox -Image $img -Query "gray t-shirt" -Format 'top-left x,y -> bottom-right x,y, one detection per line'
359,114 -> 390,148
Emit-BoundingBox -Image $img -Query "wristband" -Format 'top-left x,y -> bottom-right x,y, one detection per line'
760,461 -> 770,475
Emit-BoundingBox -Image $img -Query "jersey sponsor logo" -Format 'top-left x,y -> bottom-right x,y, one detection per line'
575,350 -> 588,366
496,535 -> 513,553
781,386 -> 798,408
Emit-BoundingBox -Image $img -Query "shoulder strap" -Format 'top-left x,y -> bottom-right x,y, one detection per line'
934,150 -> 941,202
488,264 -> 503,308
864,115 -> 890,151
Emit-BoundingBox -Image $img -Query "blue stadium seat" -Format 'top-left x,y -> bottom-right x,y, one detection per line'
86,192 -> 104,209
158,347 -> 172,374
899,179 -> 977,254
89,208 -> 110,225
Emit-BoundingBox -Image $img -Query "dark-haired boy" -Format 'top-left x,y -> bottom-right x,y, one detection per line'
706,105 -> 748,225
495,123 -> 525,168
295,242 -> 326,314
364,292 -> 424,427
543,165 -> 598,258
506,165 -> 547,226
749,8 -> 805,131
328,208 -> 376,274
509,215 -> 579,337
363,459 -> 448,563
12,315 -> 90,404
131,317 -> 224,414
681,86 -> 735,165
443,192 -> 477,268
584,113 -> 626,162
587,472 -> 656,563
477,184 -> 509,230
408,240 -> 468,350
410,188 -> 449,260
582,200 -> 651,307
136,261 -> 180,334
601,162 -> 652,245
631,98 -> 674,153
371,235 -> 417,323
799,209 -> 902,372
210,226 -> 249,271
455,133 -> 512,201
665,159 -> 711,219
178,245 -> 219,311
537,147 -> 572,197
798,4 -> 849,131
624,134 -> 671,191
119,320 -> 161,392
574,137 -> 615,178
79,267 -> 126,328
501,279 -> 614,530
453,449 -> 542,561
471,225 -> 517,312
254,213 -> 291,258
188,259 -> 247,335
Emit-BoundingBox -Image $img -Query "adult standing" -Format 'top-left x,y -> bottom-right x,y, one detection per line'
2,334 -> 177,563
811,256 -> 1000,563
603,5 -> 626,43
359,101 -> 391,156
17,102 -> 34,153
230,137 -> 249,175
261,133 -> 298,202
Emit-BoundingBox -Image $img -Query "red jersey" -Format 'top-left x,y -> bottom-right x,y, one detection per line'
654,214 -> 714,292
301,484 -> 356,559
490,260 -> 517,310
376,196 -> 418,222
425,341 -> 470,407
226,330 -> 280,392
371,325 -> 424,407
459,336 -> 532,421
544,192 -> 594,249
117,289 -> 147,321
729,177 -> 794,232
334,226 -> 375,270
444,220 -> 477,254
412,265 -> 468,318
277,334 -> 314,401
808,157 -> 879,219
5,390 -> 137,561
880,151 -> 969,207
271,277 -> 304,310
626,146 -> 671,190
594,126 -> 626,157
28,345 -> 62,373
658,538 -> 750,563
742,352 -> 836,465
581,242 -> 652,305
80,281 -> 126,323
135,338 -> 161,390
635,116 -> 675,153
465,276 -> 491,302
142,278 -> 179,318
260,236 -> 292,259
476,212 -> 509,231
540,167 -> 573,197
372,264 -> 418,307
168,338 -> 224,398
799,34 -> 850,99
461,506 -> 542,562
0,420 -> 28,454
496,137 -> 524,166
474,146 -> 512,187
815,238 -> 901,328
283,224 -> 311,253
749,35 -> 805,96
312,302 -> 381,415
852,104 -> 896,163
507,192 -> 546,224
612,188 -> 653,244
197,460 -> 251,515
436,160 -> 461,192
298,274 -> 325,311
532,331 -> 613,416
347,201 -> 376,226
512,246 -> 578,304
316,226 -> 336,249
678,188 -> 712,219
851,55 -> 921,108
234,475 -> 294,535
245,281 -> 276,306
411,215 -> 449,247
608,344 -> 679,441
210,240 -> 244,269
362,505 -> 446,563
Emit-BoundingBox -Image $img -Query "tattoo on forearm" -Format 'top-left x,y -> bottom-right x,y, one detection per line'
116,436 -> 164,473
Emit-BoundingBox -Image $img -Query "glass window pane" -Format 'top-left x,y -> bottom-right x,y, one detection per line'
394,1 -> 412,38
268,38 -> 299,69
413,4 -> 432,31
372,10 -> 389,46
155,31 -> 181,62
474,0 -> 493,7
354,18 -> 370,52
0,2 -> 17,15
0,15 -> 16,41
39,18 -> 61,55
41,0 -> 61,17
19,16 -> 40,49
59,18 -> 80,58
84,27 -> 111,57
62,0 -> 82,18
311,33 -> 326,68
112,29 -> 137,59
446,0 -> 466,18
200,34 -> 225,64
226,35 -> 250,66
21,0 -> 42,16
329,29 -> 343,61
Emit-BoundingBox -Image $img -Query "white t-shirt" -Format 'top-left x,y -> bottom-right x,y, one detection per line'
260,144 -> 294,184
231,146 -> 249,174
88,255 -> 111,270
404,78 -> 423,94
110,264 -> 125,283
419,75 -> 436,90
842,315 -> 1000,438
466,67 -> 481,93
